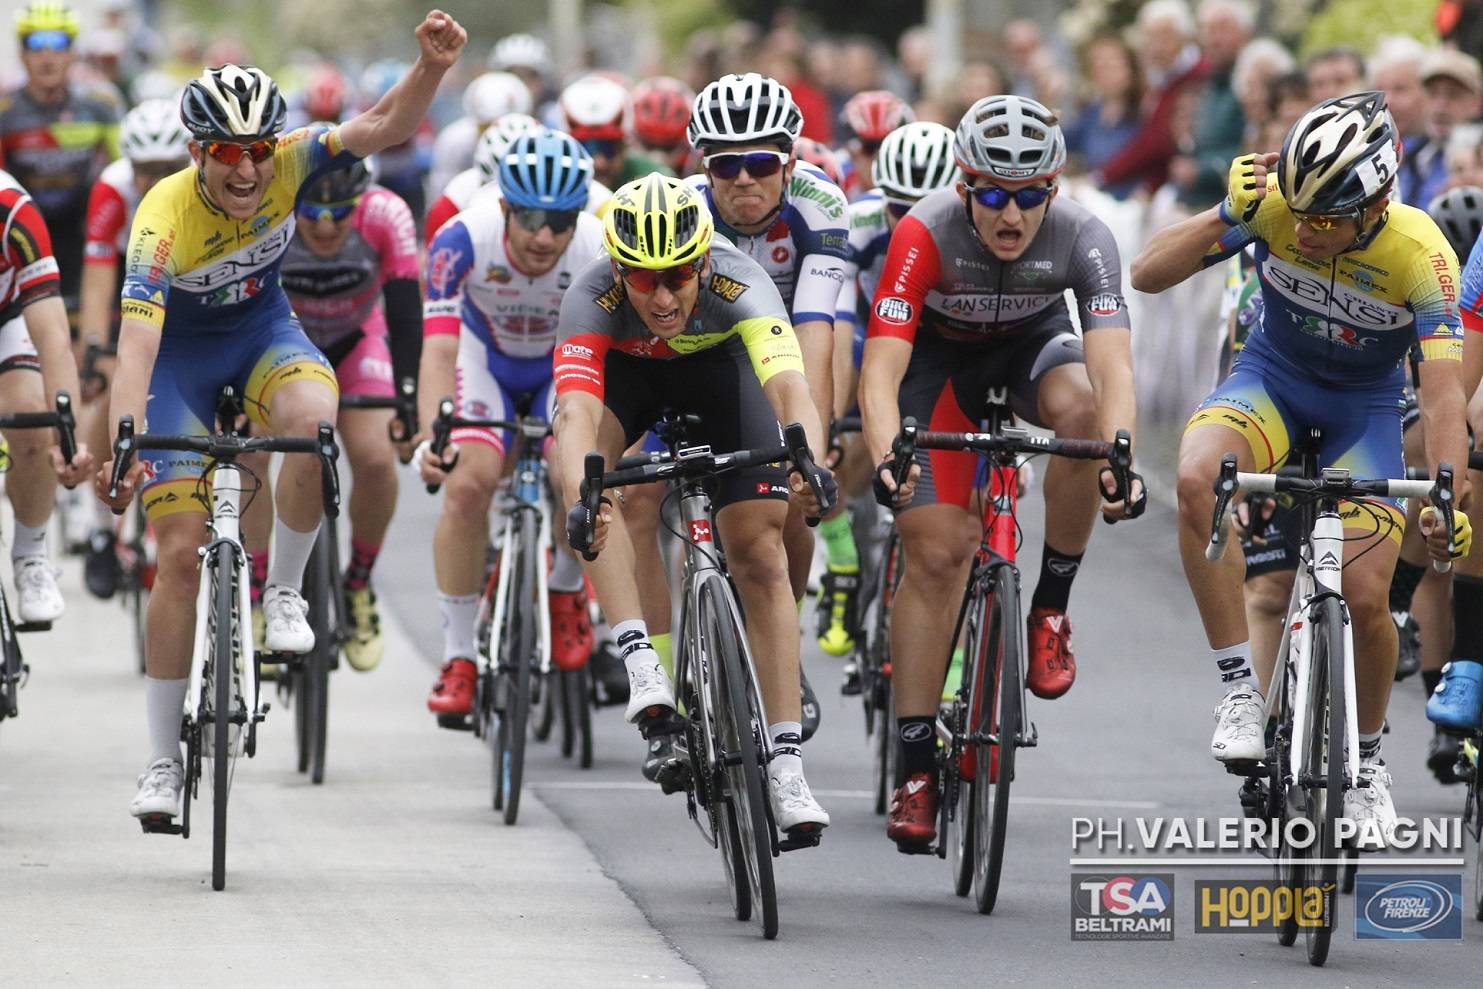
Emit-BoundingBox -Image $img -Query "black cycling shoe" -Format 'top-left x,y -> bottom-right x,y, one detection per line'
1427,725 -> 1464,785
590,641 -> 631,708
801,669 -> 821,742
840,659 -> 862,696
641,733 -> 690,794
83,529 -> 122,600
1392,610 -> 1421,681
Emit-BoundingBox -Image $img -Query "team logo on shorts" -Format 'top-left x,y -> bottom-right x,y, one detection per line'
1086,293 -> 1124,317
875,296 -> 914,325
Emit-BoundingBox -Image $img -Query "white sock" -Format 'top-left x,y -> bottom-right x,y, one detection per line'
439,592 -> 479,662
1359,729 -> 1383,763
11,520 -> 47,561
548,548 -> 584,593
614,618 -> 658,671
769,721 -> 803,776
1212,642 -> 1256,692
93,495 -> 116,529
145,676 -> 188,765
267,517 -> 319,590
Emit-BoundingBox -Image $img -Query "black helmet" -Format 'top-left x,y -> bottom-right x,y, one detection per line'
1428,185 -> 1483,259
301,157 -> 373,205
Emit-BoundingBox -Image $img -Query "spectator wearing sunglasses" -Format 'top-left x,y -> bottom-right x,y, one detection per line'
861,94 -> 1145,852
1,2 -> 123,322
418,129 -> 605,723
98,11 -> 468,830
559,74 -> 674,192
551,173 -> 835,836
279,157 -> 423,673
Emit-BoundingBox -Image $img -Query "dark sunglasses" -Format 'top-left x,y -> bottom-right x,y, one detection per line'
884,199 -> 915,220
581,139 -> 623,159
297,198 -> 360,223
617,259 -> 703,293
203,138 -> 277,166
702,151 -> 788,180
510,205 -> 581,235
970,184 -> 1052,211
23,30 -> 71,52
1292,209 -> 1360,232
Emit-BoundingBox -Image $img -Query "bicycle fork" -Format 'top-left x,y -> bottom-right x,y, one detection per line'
1287,505 -> 1358,790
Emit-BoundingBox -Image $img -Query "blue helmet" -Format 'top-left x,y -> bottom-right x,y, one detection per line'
499,130 -> 593,212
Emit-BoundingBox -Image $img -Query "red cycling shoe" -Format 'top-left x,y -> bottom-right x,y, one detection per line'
427,657 -> 477,715
549,588 -> 594,672
1026,607 -> 1075,699
886,772 -> 939,847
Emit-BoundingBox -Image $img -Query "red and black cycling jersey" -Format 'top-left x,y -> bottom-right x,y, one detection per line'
0,169 -> 61,323
866,187 -> 1128,345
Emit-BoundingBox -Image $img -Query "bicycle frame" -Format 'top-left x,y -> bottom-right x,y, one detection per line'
186,462 -> 257,740
483,419 -> 552,678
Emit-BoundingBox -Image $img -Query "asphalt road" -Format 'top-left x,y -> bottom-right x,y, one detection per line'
3,472 -> 1477,985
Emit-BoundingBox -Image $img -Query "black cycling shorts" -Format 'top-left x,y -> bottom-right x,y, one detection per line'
897,316 -> 1084,511
601,338 -> 789,512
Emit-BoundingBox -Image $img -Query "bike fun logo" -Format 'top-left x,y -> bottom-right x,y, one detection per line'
1194,880 -> 1333,933
1355,875 -> 1462,940
1070,874 -> 1174,941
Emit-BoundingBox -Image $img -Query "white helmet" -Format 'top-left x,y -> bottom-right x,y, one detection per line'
873,122 -> 958,201
559,74 -> 629,138
473,113 -> 543,184
489,33 -> 550,73
130,69 -> 180,105
1278,91 -> 1398,214
688,73 -> 802,149
121,98 -> 191,164
953,95 -> 1066,181
462,71 -> 533,124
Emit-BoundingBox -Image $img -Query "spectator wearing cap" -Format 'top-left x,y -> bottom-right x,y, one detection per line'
1400,48 -> 1483,209
1169,0 -> 1252,208
1304,46 -> 1366,102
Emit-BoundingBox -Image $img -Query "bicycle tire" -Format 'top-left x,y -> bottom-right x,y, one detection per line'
1271,672 -> 1300,948
1303,594 -> 1345,967
706,581 -> 778,939
497,516 -> 537,825
566,665 -> 593,769
292,661 -> 310,774
534,666 -> 556,741
973,564 -> 1020,915
559,669 -> 576,758
210,541 -> 238,892
950,580 -> 989,898
864,530 -> 901,739
304,526 -> 336,786
1471,757 -> 1482,921
873,686 -> 893,816
0,590 -> 20,721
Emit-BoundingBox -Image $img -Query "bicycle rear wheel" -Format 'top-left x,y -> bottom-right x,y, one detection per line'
0,590 -> 21,722
973,564 -> 1020,915
208,542 -> 239,892
1470,751 -> 1482,920
706,581 -> 778,939
495,517 -> 537,825
559,666 -> 593,768
1303,594 -> 1345,967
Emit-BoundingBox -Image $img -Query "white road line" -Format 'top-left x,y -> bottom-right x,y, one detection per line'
534,781 -> 1159,808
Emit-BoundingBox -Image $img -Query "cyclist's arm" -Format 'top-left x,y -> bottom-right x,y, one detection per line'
551,329 -> 613,506
1128,205 -> 1229,293
79,175 -> 126,346
859,335 -> 910,465
1072,215 -> 1136,447
338,13 -> 466,158
1411,241 -> 1471,502
790,204 -> 849,436
1418,357 -> 1470,504
369,189 -> 424,394
77,263 -> 117,350
417,220 -> 475,437
108,317 -> 159,437
859,212 -> 938,461
1460,236 -> 1483,397
5,195 -> 80,404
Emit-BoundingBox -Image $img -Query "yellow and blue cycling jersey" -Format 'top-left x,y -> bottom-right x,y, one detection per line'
1202,178 -> 1462,389
119,125 -> 355,332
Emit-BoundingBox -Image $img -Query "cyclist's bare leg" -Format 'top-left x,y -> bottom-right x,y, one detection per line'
269,380 -> 339,534
718,497 -> 801,723
1177,422 -> 1262,650
433,440 -> 500,596
782,505 -> 813,601
559,411 -> 644,620
1245,570 -> 1294,691
622,479 -> 672,634
1036,363 -> 1102,558
1343,528 -> 1401,735
241,450 -> 272,563
0,369 -> 57,532
144,511 -> 210,678
340,406 -> 398,548
890,503 -> 979,718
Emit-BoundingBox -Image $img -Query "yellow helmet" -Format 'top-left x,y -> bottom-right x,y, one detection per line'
15,1 -> 80,39
602,172 -> 713,269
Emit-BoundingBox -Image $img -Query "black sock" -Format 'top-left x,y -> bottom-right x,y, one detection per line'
1388,558 -> 1425,613
1030,543 -> 1084,612
1422,669 -> 1443,695
1452,575 -> 1483,660
897,716 -> 937,777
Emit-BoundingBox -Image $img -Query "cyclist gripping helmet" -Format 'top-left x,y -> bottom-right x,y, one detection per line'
953,94 -> 1066,181
181,64 -> 288,142
1277,91 -> 1398,216
602,172 -> 713,268
500,130 -> 593,211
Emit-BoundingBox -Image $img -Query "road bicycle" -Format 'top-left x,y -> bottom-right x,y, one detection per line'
427,398 -> 568,824
1207,430 -> 1449,965
576,415 -> 830,940
882,400 -> 1133,917
0,393 -> 78,726
282,386 -> 415,785
109,388 -> 340,890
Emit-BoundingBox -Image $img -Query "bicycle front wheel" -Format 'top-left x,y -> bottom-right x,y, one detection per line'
495,518 -> 538,825
1303,594 -> 1345,967
1470,749 -> 1483,920
559,666 -> 593,769
209,541 -> 240,892
973,564 -> 1020,915
706,582 -> 778,939
0,590 -> 21,721
302,529 -> 335,785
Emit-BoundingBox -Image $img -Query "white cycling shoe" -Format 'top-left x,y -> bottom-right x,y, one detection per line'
1210,684 -> 1265,762
624,655 -> 676,724
263,584 -> 314,654
15,556 -> 64,624
1343,760 -> 1398,850
768,766 -> 830,833
130,758 -> 184,820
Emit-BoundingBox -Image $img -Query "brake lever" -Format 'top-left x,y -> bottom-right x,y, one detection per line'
108,415 -> 137,515
1431,463 -> 1455,574
1099,429 -> 1133,525
579,452 -> 605,561
54,391 -> 78,480
317,422 -> 341,520
783,421 -> 828,527
425,397 -> 458,495
1205,453 -> 1239,561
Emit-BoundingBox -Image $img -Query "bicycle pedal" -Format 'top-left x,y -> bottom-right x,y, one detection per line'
1222,759 -> 1264,777
636,709 -> 683,740
436,712 -> 475,732
778,827 -> 824,852
15,621 -> 51,633
138,816 -> 183,836
894,840 -> 938,856
656,759 -> 692,796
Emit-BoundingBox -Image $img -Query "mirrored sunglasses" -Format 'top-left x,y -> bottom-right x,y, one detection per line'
617,259 -> 703,293
203,138 -> 277,166
970,184 -> 1052,211
702,151 -> 788,181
